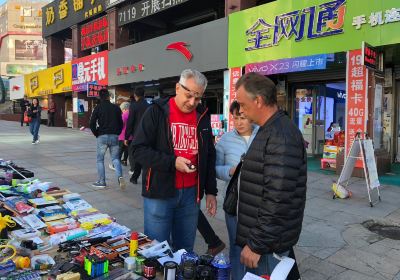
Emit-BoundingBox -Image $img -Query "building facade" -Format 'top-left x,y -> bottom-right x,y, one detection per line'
226,0 -> 400,172
37,0 -> 225,128
0,0 -> 48,104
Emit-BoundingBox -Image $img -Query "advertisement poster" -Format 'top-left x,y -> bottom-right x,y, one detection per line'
15,40 -> 44,60
24,63 -> 72,97
87,84 -> 107,98
373,84 -> 383,149
5,64 -> 46,75
245,54 -> 327,76
80,16 -> 108,51
72,51 -> 108,92
228,67 -> 242,132
9,76 -> 25,100
78,99 -> 85,115
345,49 -> 368,168
211,114 -> 224,136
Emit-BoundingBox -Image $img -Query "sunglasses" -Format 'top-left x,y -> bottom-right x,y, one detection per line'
179,83 -> 202,98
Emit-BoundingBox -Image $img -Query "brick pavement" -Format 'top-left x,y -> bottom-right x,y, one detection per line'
1,120 -> 400,279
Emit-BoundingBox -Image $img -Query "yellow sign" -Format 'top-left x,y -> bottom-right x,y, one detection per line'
25,63 -> 72,97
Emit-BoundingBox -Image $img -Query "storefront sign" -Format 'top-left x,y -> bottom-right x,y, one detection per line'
229,0 -> 400,67
24,63 -> 72,97
106,0 -> 126,9
87,84 -> 107,97
5,4 -> 43,33
345,49 -> 368,168
42,0 -> 106,38
14,40 -> 44,61
362,41 -> 381,71
118,0 -> 188,26
352,7 -> 400,29
80,16 -> 108,51
72,51 -> 108,92
9,76 -> 25,100
116,64 -> 145,76
4,64 -> 46,75
109,18 -> 227,85
245,54 -> 327,75
166,42 -> 193,62
228,67 -> 242,132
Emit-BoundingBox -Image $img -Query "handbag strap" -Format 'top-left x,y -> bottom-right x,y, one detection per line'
225,160 -> 243,194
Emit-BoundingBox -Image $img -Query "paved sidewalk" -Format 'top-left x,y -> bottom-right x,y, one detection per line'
1,120 -> 400,280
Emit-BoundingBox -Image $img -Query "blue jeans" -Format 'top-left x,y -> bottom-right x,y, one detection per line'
245,250 -> 290,277
143,187 -> 199,252
29,118 -> 40,141
96,134 -> 122,184
225,213 -> 246,280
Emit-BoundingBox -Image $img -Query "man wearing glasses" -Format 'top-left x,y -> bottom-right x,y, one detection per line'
132,69 -> 217,252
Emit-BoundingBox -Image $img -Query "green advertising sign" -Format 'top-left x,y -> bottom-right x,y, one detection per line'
228,0 -> 400,67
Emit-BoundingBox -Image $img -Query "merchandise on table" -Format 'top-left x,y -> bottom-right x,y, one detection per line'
0,158 -> 240,280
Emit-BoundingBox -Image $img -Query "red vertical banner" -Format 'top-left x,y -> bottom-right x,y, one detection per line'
345,49 -> 368,168
228,67 -> 242,132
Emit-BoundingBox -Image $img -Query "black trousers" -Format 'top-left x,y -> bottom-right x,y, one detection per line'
20,112 -> 29,126
128,142 -> 142,180
48,112 -> 55,126
287,247 -> 301,280
119,140 -> 130,162
20,112 -> 24,126
131,162 -> 142,180
128,142 -> 135,172
197,210 -> 222,249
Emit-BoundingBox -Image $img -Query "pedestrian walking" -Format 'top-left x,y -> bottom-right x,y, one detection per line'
132,69 -> 217,252
125,88 -> 149,184
89,89 -> 125,189
27,98 -> 41,144
119,102 -> 131,166
215,100 -> 258,279
235,73 -> 307,277
197,211 -> 225,256
47,99 -> 56,127
19,96 -> 30,127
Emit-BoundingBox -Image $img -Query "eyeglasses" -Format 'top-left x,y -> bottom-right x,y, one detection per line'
179,83 -> 202,98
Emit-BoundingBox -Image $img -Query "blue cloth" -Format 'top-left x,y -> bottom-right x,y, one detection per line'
215,126 -> 258,280
245,250 -> 290,277
225,212 -> 246,280
29,118 -> 40,142
143,186 -> 199,252
96,134 -> 122,184
215,126 -> 258,183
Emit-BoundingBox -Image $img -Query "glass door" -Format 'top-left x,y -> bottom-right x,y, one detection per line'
315,88 -> 327,155
396,81 -> 400,162
293,85 -> 326,155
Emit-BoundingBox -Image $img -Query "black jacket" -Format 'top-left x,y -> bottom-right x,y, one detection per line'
20,100 -> 29,112
89,100 -> 123,137
236,110 -> 307,255
132,97 -> 217,201
28,105 -> 41,119
125,98 -> 149,140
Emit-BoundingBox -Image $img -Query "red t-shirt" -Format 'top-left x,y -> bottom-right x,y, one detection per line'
169,98 -> 198,189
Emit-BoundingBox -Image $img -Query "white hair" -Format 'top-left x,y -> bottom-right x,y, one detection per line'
179,69 -> 208,90
120,102 -> 130,111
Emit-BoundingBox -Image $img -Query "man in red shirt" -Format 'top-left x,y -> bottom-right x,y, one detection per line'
132,69 -> 217,252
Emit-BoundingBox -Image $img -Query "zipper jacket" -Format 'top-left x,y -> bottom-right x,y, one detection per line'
131,97 -> 217,201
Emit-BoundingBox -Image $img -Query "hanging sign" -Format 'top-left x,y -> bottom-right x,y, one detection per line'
228,67 -> 242,132
345,49 -> 368,168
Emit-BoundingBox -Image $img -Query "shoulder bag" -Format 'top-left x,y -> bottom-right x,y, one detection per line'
223,159 -> 244,216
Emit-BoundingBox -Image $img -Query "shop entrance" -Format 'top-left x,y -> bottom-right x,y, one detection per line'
396,81 -> 400,162
293,82 -> 346,155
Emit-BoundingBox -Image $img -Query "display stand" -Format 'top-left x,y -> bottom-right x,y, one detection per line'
335,133 -> 381,207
